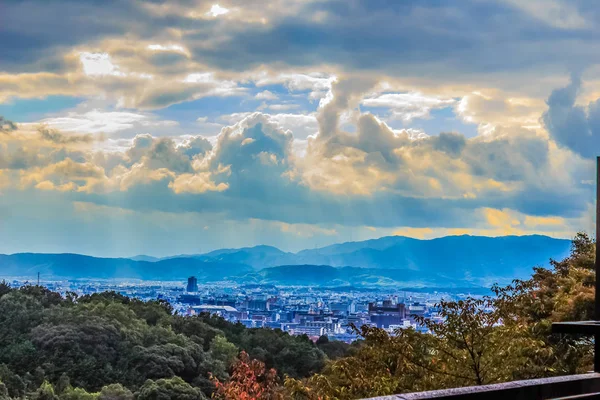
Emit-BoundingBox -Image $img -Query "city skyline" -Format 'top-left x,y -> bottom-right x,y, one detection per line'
1,0 -> 599,257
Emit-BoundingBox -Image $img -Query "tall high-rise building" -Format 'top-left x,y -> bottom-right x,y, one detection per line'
186,276 -> 198,293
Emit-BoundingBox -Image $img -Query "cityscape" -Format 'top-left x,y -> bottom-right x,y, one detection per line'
3,0 -> 600,398
3,275 -> 473,342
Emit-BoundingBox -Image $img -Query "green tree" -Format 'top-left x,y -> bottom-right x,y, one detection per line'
0,364 -> 26,398
412,297 -> 539,387
32,381 -> 59,400
492,232 -> 596,376
136,377 -> 207,400
210,336 -> 238,367
59,386 -> 98,400
0,381 -> 10,400
287,233 -> 597,399
56,373 -> 71,395
98,383 -> 133,400
0,282 -> 10,299
316,336 -> 354,360
209,335 -> 239,379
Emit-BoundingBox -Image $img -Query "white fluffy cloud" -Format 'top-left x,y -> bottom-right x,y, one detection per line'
38,110 -> 177,134
362,92 -> 455,121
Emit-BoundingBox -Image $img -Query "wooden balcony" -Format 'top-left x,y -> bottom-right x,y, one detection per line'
363,373 -> 600,400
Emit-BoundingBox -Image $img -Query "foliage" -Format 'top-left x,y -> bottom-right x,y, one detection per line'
0,381 -> 10,400
135,377 -> 207,400
209,336 -> 239,380
98,384 -> 134,400
315,336 -> 356,360
212,351 -> 284,400
285,233 -> 597,399
491,232 -> 595,376
0,233 -> 595,399
0,282 -> 326,398
32,380 -> 59,400
59,386 -> 98,400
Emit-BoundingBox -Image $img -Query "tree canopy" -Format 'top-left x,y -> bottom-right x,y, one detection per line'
0,285 -> 327,399
282,233 -> 596,399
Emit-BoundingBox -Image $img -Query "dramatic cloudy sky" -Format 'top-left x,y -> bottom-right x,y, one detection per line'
1,0 -> 599,257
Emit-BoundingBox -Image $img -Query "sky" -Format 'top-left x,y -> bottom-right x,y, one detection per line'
0,0 -> 599,257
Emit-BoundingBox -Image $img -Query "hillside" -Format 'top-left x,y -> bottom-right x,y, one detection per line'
239,264 -> 485,289
191,235 -> 572,284
0,235 -> 572,287
0,253 -> 252,281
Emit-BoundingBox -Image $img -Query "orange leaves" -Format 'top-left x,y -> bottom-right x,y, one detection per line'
211,351 -> 284,400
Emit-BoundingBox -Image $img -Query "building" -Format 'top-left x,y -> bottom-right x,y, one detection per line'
190,304 -> 241,320
292,325 -> 325,337
304,320 -> 342,334
178,294 -> 202,305
368,302 -> 406,328
408,302 -> 427,319
186,276 -> 198,293
329,302 -> 351,315
246,299 -> 269,311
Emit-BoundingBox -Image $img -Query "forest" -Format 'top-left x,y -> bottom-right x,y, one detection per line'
0,233 -> 595,400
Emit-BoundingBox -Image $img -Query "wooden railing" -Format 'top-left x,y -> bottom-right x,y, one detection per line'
362,373 -> 600,400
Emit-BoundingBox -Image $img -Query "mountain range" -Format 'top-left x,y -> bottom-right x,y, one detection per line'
0,235 -> 572,288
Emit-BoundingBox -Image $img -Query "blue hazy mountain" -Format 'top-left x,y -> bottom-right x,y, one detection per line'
0,235 -> 572,287
240,265 -> 485,289
130,255 -> 160,262
0,253 -> 252,280
189,235 -> 571,284
193,245 -> 292,266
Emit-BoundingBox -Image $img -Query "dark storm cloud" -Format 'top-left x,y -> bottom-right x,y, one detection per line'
187,0 -> 600,80
0,0 -> 197,73
542,75 -> 600,159
3,0 -> 600,82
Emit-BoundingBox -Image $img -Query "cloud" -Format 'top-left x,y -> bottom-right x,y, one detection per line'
253,72 -> 336,100
0,72 -> 81,103
206,4 -> 230,18
456,91 -> 544,133
2,1 -> 600,255
38,126 -> 95,144
0,117 -> 17,133
39,110 -> 150,134
147,44 -> 188,54
1,75 -> 594,236
21,158 -> 106,193
362,92 -> 455,121
34,108 -> 183,142
0,42 -> 247,110
79,52 -> 124,77
265,103 -> 300,111
220,112 -> 318,140
501,0 -> 589,29
542,75 -> 600,159
169,173 -> 229,194
2,0 -> 599,104
255,90 -> 278,100
179,136 -> 213,159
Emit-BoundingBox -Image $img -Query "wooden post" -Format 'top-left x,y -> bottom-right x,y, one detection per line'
594,157 -> 600,372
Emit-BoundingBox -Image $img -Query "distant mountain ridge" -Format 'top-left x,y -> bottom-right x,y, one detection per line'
0,253 -> 252,281
0,235 -> 572,288
182,234 -> 571,283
